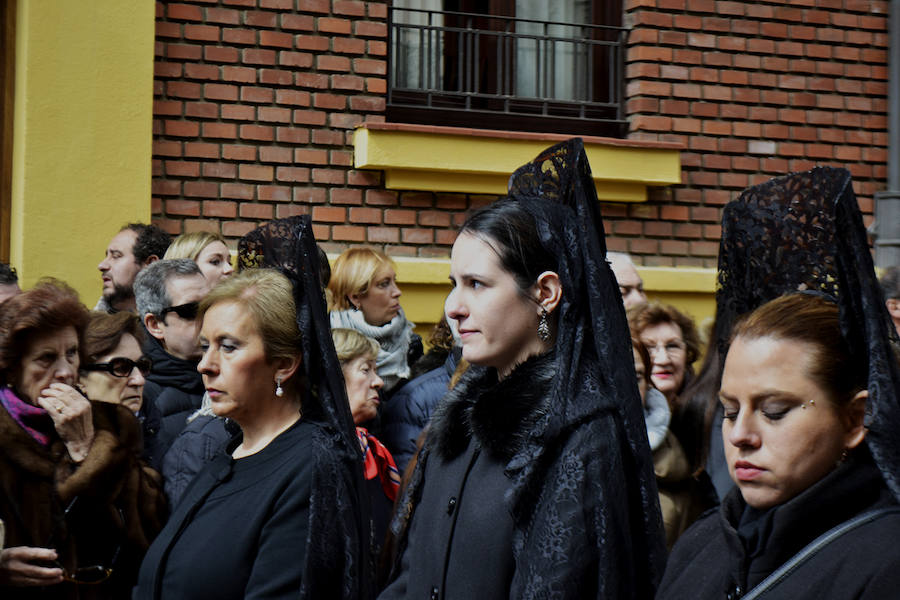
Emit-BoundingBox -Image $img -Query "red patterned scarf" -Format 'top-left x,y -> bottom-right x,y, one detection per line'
356,427 -> 401,501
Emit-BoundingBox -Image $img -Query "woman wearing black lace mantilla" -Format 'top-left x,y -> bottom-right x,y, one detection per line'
379,139 -> 666,599
657,168 -> 900,599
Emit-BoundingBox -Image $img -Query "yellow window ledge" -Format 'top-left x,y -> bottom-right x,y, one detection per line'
353,123 -> 683,203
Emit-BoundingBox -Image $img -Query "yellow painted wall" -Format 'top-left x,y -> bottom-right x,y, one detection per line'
10,0 -> 155,302
386,257 -> 718,343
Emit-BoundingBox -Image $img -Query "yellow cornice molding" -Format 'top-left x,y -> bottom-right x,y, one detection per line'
353,123 -> 683,203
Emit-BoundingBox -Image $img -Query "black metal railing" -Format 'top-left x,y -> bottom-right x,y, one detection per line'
388,7 -> 627,136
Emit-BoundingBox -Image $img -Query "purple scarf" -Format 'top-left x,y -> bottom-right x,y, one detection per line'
0,386 -> 54,446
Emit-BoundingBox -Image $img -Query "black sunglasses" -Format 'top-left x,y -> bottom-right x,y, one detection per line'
159,301 -> 199,320
48,497 -> 121,585
82,356 -> 153,378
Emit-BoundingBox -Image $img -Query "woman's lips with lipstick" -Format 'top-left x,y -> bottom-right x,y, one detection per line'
734,460 -> 764,481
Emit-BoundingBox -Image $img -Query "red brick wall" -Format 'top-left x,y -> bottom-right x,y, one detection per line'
152,1 -> 890,265
619,0 -> 889,267
151,0 -> 492,256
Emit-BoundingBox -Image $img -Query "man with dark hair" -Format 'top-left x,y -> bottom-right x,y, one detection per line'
97,223 -> 171,313
0,263 -> 20,303
134,259 -> 210,468
880,265 -> 900,336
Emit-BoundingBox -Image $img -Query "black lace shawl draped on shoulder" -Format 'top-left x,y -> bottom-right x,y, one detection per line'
715,167 -> 900,501
238,216 -> 372,600
389,139 -> 667,598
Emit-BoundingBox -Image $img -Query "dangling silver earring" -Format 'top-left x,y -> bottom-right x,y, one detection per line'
537,307 -> 551,342
275,378 -> 284,398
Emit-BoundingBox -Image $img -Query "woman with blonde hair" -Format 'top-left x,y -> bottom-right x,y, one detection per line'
332,328 -> 401,556
136,217 -> 371,600
163,231 -> 233,286
328,248 -> 420,394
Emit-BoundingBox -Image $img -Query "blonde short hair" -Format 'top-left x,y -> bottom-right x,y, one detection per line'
164,231 -> 227,261
331,328 -> 379,365
327,247 -> 395,311
199,269 -> 301,364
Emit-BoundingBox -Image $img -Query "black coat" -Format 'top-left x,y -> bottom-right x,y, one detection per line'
381,352 -> 663,599
134,419 -> 313,599
657,453 -> 900,599
139,332 -> 205,470
381,349 -> 458,472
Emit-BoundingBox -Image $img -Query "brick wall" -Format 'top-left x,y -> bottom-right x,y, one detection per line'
152,0 -> 891,265
619,0 -> 889,267
151,0 -> 493,256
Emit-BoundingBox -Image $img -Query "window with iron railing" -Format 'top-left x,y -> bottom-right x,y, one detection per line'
388,1 -> 626,137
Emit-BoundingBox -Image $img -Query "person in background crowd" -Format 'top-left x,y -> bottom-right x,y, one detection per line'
80,312 -> 151,414
879,265 -> 900,337
328,248 -> 422,396
0,280 -> 165,599
137,217 -> 372,600
0,263 -> 21,303
163,231 -> 233,287
382,303 -> 461,473
380,140 -> 665,599
332,328 -> 401,558
658,293 -> 900,598
96,223 -> 171,314
632,338 -> 714,549
631,302 -> 701,409
134,259 -> 210,470
609,251 -> 648,310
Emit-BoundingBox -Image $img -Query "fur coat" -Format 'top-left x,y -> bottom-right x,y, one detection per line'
381,351 -> 662,599
0,400 -> 167,599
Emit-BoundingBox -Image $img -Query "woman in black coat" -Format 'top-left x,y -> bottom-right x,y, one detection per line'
135,218 -> 371,600
380,140 -> 665,599
658,168 -> 900,599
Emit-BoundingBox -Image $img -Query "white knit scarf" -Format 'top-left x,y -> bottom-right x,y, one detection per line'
330,308 -> 415,391
643,387 -> 671,451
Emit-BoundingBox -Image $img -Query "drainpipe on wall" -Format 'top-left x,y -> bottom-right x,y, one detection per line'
873,0 -> 900,268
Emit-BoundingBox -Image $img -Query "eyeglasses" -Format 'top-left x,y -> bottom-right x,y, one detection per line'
643,340 -> 686,358
159,301 -> 199,320
48,497 -> 121,585
82,356 -> 153,377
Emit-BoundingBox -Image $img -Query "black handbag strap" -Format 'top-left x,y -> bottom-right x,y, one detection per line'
742,506 -> 900,600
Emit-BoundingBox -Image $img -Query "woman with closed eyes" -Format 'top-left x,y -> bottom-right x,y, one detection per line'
657,168 -> 900,599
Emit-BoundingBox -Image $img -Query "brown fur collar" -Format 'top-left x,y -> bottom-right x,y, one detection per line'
428,352 -> 555,462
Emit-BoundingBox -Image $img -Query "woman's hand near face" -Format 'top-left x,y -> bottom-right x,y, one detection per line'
0,546 -> 64,587
36,383 -> 94,462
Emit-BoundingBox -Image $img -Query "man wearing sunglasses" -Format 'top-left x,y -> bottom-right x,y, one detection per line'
134,259 -> 211,469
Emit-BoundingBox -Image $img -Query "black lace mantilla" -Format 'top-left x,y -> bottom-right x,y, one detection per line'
716,167 -> 900,502
238,216 -> 372,600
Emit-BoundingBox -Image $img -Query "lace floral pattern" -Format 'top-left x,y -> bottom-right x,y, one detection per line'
238,217 -> 372,599
715,167 -> 900,502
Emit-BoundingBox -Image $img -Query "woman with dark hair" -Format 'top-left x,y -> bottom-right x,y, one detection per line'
659,168 -> 900,598
136,217 -> 371,600
80,312 -> 152,414
0,280 -> 165,599
380,140 -> 665,599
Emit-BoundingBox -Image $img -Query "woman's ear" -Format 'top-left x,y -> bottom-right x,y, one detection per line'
346,294 -> 360,311
843,389 -> 868,450
534,271 -> 562,314
274,356 -> 302,387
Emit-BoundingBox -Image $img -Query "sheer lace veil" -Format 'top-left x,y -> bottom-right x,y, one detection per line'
715,167 -> 900,501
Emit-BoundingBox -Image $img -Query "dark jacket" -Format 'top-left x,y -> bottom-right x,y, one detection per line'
160,414 -> 231,508
657,453 -> 900,599
0,399 -> 167,600
134,420 -> 313,600
139,331 -> 205,470
381,352 -> 661,599
381,349 -> 458,472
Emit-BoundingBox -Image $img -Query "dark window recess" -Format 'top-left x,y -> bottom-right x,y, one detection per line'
388,1 -> 626,137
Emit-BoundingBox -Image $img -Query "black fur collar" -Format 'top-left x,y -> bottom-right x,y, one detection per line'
429,352 -> 555,462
